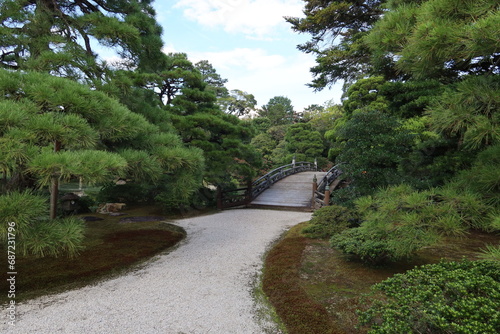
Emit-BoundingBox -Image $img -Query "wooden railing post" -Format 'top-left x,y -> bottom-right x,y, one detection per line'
216,186 -> 223,210
246,180 -> 252,204
311,174 -> 318,209
324,185 -> 330,206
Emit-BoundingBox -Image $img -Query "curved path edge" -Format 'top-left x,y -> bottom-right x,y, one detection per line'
3,209 -> 312,334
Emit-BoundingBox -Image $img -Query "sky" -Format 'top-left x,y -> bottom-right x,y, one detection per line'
152,0 -> 344,112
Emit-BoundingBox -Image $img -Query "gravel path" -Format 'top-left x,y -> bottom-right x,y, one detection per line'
3,209 -> 312,333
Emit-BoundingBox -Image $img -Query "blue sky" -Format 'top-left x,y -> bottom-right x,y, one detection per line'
152,0 -> 343,111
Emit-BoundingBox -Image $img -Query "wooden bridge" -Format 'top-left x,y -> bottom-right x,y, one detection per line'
217,162 -> 343,211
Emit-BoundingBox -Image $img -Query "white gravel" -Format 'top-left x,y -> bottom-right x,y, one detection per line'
2,209 -> 312,333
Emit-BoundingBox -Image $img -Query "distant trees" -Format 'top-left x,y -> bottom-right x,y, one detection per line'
259,96 -> 296,125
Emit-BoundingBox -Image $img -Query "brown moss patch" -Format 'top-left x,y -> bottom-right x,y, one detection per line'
262,223 -> 336,334
1,206 -> 186,304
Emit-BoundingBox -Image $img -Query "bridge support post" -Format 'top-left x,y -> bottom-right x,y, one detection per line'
311,175 -> 318,209
245,180 -> 253,205
324,185 -> 330,207
216,186 -> 223,210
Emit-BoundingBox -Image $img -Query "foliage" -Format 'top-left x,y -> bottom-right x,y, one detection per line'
286,0 -> 387,88
343,77 -> 389,115
0,0 -> 163,80
358,260 -> 500,333
259,96 -> 295,125
195,60 -> 228,99
97,183 -> 151,204
367,0 -> 500,79
20,217 -> 85,258
218,89 -> 257,117
450,144 -> 500,206
379,79 -> 444,118
302,102 -> 343,136
284,123 -> 325,163
303,205 -> 360,239
334,110 -> 412,198
331,184 -> 492,264
0,191 -> 84,257
479,245 -> 500,262
427,75 -> 500,150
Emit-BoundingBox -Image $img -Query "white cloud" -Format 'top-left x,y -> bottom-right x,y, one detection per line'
174,0 -> 303,39
188,48 -> 342,110
190,48 -> 285,71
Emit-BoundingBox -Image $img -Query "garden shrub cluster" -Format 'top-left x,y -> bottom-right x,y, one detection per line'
302,205 -> 360,239
1,191 -> 84,257
358,260 -> 500,333
330,184 -> 493,264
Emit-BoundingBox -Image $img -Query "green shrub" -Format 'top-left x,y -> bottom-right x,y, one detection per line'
479,245 -> 500,262
21,217 -> 85,257
0,190 -> 47,239
330,184 -> 492,264
451,144 -> 500,206
1,191 -> 85,257
97,183 -> 152,204
303,205 -> 360,239
331,225 -> 436,264
358,260 -> 500,333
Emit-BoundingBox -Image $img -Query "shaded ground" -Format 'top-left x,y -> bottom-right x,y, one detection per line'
264,224 -> 500,334
0,206 -> 185,304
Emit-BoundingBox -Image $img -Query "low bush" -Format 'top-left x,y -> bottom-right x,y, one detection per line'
330,184 -> 493,264
358,260 -> 500,333
1,191 -> 85,257
302,205 -> 360,239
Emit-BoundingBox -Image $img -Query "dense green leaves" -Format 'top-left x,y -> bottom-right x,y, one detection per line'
367,0 -> 500,79
0,191 -> 84,257
0,0 -> 164,80
331,184 -> 492,263
427,75 -> 500,150
359,260 -> 500,333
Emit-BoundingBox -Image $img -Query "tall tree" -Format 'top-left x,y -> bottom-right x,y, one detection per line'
286,0 -> 387,89
259,96 -> 295,125
219,89 -> 257,117
0,0 -> 164,81
366,0 -> 500,80
195,60 -> 229,99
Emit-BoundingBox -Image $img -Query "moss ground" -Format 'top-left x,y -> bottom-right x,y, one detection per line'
0,205 -> 194,304
263,224 -> 500,334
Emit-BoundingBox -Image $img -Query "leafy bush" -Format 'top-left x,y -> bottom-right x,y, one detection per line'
451,144 -> 500,206
1,191 -> 85,257
358,260 -> 500,334
331,224 -> 436,264
20,217 -> 85,257
303,205 -> 360,239
330,184 -> 492,264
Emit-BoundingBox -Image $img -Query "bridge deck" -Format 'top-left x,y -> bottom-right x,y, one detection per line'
249,171 -> 327,209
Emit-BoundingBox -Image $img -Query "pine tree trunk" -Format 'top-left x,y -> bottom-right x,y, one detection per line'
50,177 -> 58,219
49,140 -> 62,219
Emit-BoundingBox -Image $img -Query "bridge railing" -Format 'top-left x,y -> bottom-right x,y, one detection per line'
217,161 -> 317,209
313,163 -> 343,208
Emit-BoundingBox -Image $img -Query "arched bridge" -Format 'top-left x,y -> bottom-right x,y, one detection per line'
217,162 -> 343,211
